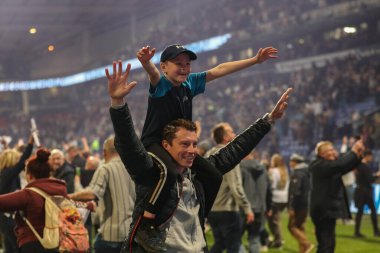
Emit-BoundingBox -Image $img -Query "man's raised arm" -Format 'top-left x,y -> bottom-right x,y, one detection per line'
106,61 -> 154,179
207,88 -> 292,174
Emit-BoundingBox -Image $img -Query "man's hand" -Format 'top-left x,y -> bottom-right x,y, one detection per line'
268,88 -> 293,121
105,61 -> 137,105
246,211 -> 255,224
255,47 -> 278,64
351,140 -> 365,158
136,46 -> 156,64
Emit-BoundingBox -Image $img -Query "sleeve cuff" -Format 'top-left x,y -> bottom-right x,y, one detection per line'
111,102 -> 126,109
263,113 -> 275,125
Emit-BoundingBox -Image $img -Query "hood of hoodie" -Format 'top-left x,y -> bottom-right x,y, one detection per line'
240,159 -> 265,172
294,162 -> 308,170
25,178 -> 67,196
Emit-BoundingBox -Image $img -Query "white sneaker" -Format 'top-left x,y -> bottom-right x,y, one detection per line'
343,219 -> 355,225
304,243 -> 315,253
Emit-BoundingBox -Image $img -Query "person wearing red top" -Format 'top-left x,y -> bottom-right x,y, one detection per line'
0,148 -> 73,253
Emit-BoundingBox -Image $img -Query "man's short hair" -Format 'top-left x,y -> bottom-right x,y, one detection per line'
211,123 -> 227,144
103,136 -> 117,154
67,145 -> 78,153
314,141 -> 333,156
50,148 -> 64,157
163,119 -> 197,144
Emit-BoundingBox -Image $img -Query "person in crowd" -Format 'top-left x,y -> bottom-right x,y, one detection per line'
353,149 -> 380,237
309,140 -> 364,253
81,155 -> 100,188
105,62 -> 291,252
240,152 -> 272,253
66,145 -> 86,171
49,149 -> 75,194
0,133 -> 34,253
124,43 -> 279,251
205,123 -> 254,253
259,158 -> 272,252
196,140 -> 212,157
0,148 -> 93,253
340,136 -> 357,225
72,154 -> 101,252
267,153 -> 289,248
69,136 -> 135,253
287,154 -> 313,253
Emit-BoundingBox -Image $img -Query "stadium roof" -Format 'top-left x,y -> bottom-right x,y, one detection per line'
0,0 -> 170,62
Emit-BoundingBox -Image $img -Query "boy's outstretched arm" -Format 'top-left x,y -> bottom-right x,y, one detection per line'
205,47 -> 278,83
136,46 -> 161,87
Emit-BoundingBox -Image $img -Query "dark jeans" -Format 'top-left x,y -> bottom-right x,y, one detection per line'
245,212 -> 262,253
354,189 -> 379,235
85,216 -> 93,252
311,216 -> 336,253
260,227 -> 269,247
94,234 -> 123,253
19,241 -> 56,253
208,211 -> 243,253
267,202 -> 287,244
0,214 -> 18,253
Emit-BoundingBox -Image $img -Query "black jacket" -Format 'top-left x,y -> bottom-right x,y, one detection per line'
288,163 -> 310,211
309,152 -> 360,220
109,104 -> 271,252
0,143 -> 33,195
53,162 -> 75,194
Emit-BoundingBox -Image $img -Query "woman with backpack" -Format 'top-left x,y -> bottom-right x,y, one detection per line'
0,133 -> 34,253
0,148 -> 93,253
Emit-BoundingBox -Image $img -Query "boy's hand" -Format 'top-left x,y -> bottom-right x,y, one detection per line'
136,46 -> 156,64
105,61 -> 137,104
255,47 -> 278,63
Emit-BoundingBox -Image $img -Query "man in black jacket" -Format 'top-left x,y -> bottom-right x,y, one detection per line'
287,154 -> 313,253
309,140 -> 364,253
354,149 -> 380,237
49,148 -> 75,194
105,61 -> 291,252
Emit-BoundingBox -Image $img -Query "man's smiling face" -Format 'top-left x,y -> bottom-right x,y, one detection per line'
162,127 -> 197,170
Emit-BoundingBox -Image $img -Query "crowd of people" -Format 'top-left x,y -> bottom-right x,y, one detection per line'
94,0 -> 377,76
115,0 -> 366,62
0,61 -> 377,253
0,1 -> 379,252
1,53 -> 379,163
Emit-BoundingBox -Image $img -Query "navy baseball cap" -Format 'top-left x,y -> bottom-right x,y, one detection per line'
160,44 -> 197,62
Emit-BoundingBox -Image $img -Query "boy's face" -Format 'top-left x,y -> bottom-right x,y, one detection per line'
162,127 -> 198,170
160,53 -> 191,85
